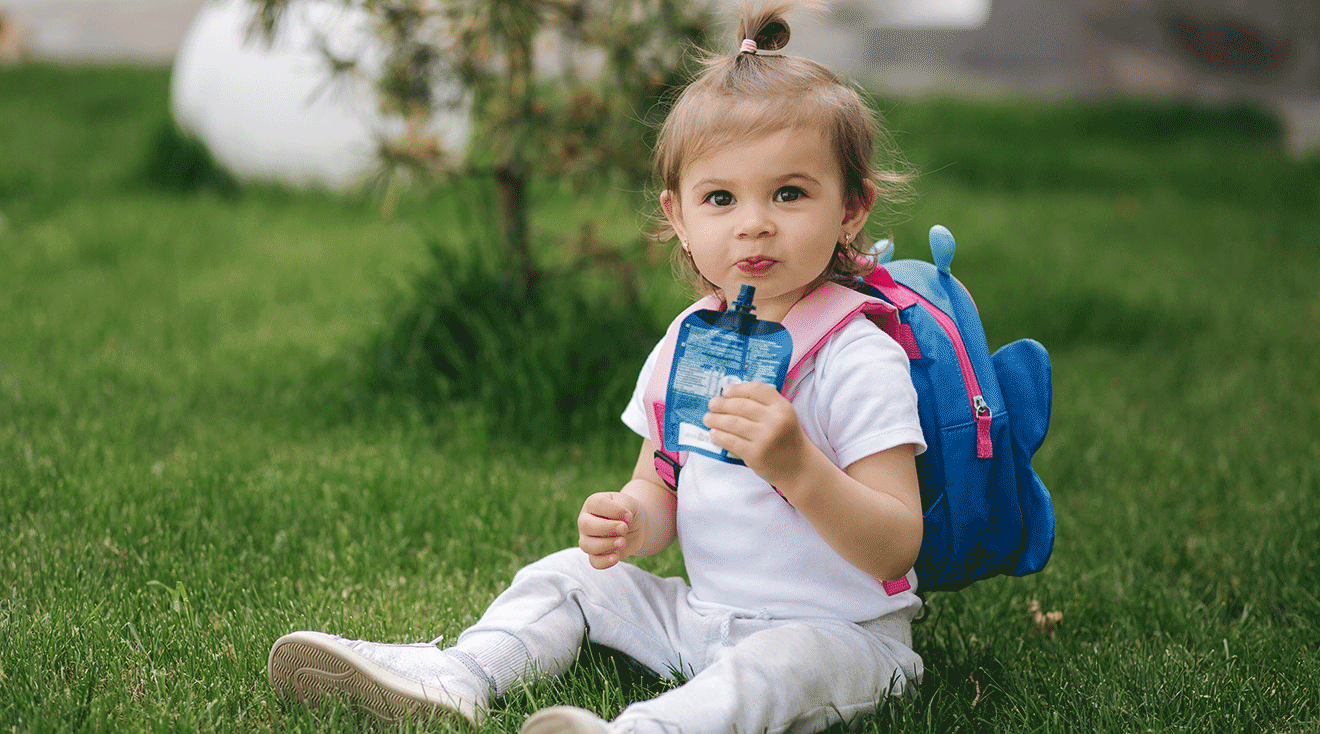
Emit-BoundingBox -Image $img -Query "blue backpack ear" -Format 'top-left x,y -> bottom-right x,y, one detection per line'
929,225 -> 955,274
991,339 -> 1051,454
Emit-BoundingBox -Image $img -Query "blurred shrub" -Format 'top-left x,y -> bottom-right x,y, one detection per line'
140,119 -> 239,196
373,229 -> 664,443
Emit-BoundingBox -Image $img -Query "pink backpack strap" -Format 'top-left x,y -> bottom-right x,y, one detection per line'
862,266 -> 916,307
862,267 -> 922,360
779,282 -> 899,387
881,577 -> 911,595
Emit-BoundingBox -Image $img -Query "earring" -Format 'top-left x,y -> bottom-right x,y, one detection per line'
681,239 -> 690,251
842,233 -> 853,244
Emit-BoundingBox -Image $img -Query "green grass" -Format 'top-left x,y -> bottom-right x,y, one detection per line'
2,61 -> 1319,733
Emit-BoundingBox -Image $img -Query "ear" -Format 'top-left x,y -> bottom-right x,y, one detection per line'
660,190 -> 688,244
842,179 -> 878,234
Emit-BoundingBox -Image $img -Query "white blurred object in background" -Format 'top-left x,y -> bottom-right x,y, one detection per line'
868,0 -> 990,28
170,0 -> 470,190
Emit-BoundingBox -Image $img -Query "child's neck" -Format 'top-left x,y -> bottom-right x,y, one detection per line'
721,282 -> 822,323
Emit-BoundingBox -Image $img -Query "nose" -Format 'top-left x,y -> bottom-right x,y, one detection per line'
735,202 -> 775,239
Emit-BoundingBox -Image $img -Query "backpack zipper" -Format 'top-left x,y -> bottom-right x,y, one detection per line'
901,286 -> 994,459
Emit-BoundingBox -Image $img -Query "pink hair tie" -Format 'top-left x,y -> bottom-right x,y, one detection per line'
739,38 -> 757,54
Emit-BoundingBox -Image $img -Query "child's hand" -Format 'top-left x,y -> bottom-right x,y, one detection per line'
705,381 -> 809,488
578,492 -> 643,570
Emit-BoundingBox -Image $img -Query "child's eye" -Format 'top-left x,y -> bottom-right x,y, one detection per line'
703,191 -> 734,207
774,186 -> 804,203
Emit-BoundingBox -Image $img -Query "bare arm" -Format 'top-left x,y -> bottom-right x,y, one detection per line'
705,382 -> 923,581
776,442 -> 923,582
577,439 -> 678,570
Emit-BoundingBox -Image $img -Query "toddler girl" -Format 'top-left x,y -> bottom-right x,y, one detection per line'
268,3 -> 926,732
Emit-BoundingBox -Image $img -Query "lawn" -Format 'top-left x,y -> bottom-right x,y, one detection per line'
2,62 -> 1318,733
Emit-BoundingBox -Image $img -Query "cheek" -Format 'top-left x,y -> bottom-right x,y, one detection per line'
688,246 -> 718,273
686,243 -> 727,284
810,245 -> 837,276
802,233 -> 841,277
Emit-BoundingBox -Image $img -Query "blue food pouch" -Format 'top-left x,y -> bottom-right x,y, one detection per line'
664,285 -> 793,464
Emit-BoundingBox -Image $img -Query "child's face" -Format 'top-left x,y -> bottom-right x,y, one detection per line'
661,126 -> 871,322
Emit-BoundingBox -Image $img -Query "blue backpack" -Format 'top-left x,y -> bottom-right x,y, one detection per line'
862,225 -> 1054,591
644,225 -> 1055,593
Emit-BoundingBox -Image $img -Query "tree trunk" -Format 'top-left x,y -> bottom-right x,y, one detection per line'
494,163 -> 536,306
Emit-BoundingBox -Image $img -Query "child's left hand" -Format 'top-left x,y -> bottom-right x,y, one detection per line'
704,381 -> 809,488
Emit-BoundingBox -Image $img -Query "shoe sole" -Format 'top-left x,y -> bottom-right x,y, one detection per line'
268,631 -> 474,727
520,705 -> 609,734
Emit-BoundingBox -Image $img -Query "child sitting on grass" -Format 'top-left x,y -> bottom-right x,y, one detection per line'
268,2 -> 926,731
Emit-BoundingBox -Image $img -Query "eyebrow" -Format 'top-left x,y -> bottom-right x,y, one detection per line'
688,172 -> 823,190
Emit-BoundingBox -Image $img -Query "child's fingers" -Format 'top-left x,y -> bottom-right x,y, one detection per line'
577,492 -> 639,570
718,380 -> 779,402
578,510 -> 629,540
705,382 -> 805,482
579,532 -> 625,557
578,510 -> 627,569
705,394 -> 789,439
706,395 -> 758,418
708,381 -> 783,417
705,427 -> 745,459
581,492 -> 635,523
702,410 -> 754,444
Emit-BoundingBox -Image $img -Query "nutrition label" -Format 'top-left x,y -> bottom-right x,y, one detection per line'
664,289 -> 792,464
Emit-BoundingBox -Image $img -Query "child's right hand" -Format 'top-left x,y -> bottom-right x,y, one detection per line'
578,492 -> 642,569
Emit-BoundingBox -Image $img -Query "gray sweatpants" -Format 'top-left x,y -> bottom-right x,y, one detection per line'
451,548 -> 923,734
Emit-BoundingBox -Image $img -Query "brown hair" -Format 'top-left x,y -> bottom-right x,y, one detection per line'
653,0 -> 914,295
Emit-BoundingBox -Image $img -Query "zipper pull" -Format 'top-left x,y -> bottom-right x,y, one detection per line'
973,395 -> 993,459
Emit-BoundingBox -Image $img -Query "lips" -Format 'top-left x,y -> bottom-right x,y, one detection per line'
737,257 -> 776,275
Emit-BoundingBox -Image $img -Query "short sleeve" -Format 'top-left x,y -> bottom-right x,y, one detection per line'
621,338 -> 664,439
809,316 -> 925,469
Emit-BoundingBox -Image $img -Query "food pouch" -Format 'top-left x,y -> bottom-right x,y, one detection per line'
664,285 -> 793,464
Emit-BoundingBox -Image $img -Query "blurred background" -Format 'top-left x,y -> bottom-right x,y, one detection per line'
2,0 -> 1318,454
3,0 -> 1318,153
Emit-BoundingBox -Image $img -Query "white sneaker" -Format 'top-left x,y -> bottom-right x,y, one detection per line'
520,706 -> 612,734
268,630 -> 486,726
